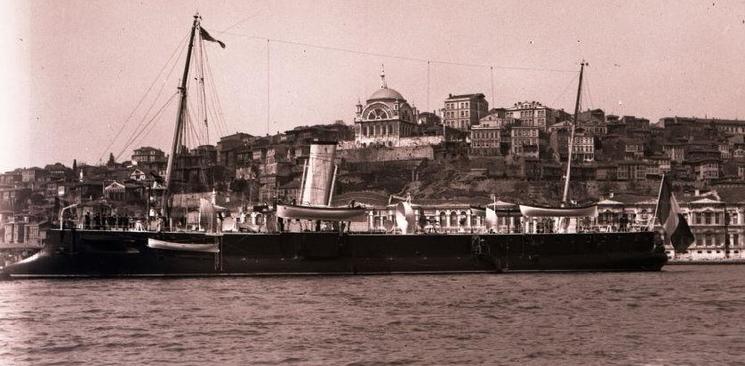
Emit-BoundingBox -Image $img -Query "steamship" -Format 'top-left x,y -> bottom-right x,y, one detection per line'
1,15 -> 667,278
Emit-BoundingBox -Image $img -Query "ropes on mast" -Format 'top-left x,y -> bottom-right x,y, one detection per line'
100,32 -> 189,163
114,92 -> 180,161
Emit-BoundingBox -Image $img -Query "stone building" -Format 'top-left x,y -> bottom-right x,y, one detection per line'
354,68 -> 418,147
510,126 -> 540,159
470,117 -> 502,156
443,93 -> 488,131
131,146 -> 167,177
505,101 -> 567,131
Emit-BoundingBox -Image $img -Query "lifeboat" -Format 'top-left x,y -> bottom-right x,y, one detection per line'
276,204 -> 367,222
519,204 -> 598,218
147,238 -> 219,253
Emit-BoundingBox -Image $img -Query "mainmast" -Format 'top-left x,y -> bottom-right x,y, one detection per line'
162,14 -> 201,214
561,61 -> 586,206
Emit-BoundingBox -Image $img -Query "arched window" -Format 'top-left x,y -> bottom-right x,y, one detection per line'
367,108 -> 388,120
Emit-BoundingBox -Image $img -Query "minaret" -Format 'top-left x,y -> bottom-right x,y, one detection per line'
355,98 -> 363,118
380,64 -> 387,89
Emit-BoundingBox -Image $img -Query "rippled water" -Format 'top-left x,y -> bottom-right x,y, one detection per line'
1,266 -> 745,365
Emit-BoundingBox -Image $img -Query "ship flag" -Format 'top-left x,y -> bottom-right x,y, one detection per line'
199,27 -> 226,48
655,174 -> 695,252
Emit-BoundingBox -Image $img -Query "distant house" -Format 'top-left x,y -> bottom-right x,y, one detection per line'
129,169 -> 147,182
103,181 -> 143,202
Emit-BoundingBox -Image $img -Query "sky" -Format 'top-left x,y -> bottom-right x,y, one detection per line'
1,0 -> 745,171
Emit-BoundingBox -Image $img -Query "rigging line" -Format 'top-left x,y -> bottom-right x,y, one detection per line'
221,31 -> 577,73
187,103 -> 204,146
184,104 -> 198,147
182,104 -> 195,150
130,108 -> 164,155
426,60 -> 430,112
217,10 -> 263,33
202,48 -> 229,137
266,38 -> 270,135
201,38 -> 228,144
118,42 -> 188,157
118,87 -> 181,160
584,72 -> 596,112
490,66 -> 495,108
98,32 -> 189,162
197,33 -> 210,145
549,72 -> 580,111
118,92 -> 179,160
186,51 -> 206,147
115,92 -> 180,161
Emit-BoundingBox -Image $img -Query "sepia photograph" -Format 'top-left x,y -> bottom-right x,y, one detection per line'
1,0 -> 745,364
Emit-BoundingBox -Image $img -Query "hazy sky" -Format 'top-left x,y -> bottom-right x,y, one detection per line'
2,0 -> 745,171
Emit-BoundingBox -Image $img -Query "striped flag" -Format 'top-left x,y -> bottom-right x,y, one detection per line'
656,174 -> 695,252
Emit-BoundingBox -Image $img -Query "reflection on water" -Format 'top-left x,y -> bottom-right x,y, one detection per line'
2,266 -> 745,365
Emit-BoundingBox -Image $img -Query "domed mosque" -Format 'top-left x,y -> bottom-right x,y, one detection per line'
354,65 -> 418,147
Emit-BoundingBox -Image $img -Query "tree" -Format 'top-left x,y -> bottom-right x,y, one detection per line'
107,153 -> 116,167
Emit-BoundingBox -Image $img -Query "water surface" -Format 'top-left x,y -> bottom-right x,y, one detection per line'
2,266 -> 744,365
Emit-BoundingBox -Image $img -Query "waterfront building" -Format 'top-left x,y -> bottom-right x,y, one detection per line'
103,181 -> 143,202
443,93 -> 488,131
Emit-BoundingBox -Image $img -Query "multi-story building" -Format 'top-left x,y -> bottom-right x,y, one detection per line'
443,93 -> 488,131
616,161 -> 649,181
470,118 -> 501,156
505,101 -> 567,131
479,108 -> 515,129
0,171 -> 22,186
354,70 -> 418,146
132,146 -> 166,164
645,155 -> 672,177
685,158 -> 720,181
21,167 -> 47,184
663,142 -> 686,162
511,126 -> 540,158
216,133 -> 255,171
711,119 -> 745,136
549,125 -> 594,162
624,138 -> 645,160
572,130 -> 595,162
132,146 -> 167,177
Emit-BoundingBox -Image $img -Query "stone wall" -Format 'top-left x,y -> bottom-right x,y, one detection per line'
338,145 -> 435,163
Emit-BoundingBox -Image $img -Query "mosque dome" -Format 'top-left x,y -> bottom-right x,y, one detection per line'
368,87 -> 405,102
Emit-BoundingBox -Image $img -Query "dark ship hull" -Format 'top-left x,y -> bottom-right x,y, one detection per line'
1,229 -> 667,278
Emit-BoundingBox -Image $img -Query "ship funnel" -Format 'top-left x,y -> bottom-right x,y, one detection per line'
300,142 -> 337,206
395,201 -> 416,234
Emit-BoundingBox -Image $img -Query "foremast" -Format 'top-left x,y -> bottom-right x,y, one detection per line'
162,14 -> 201,217
561,61 -> 586,206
